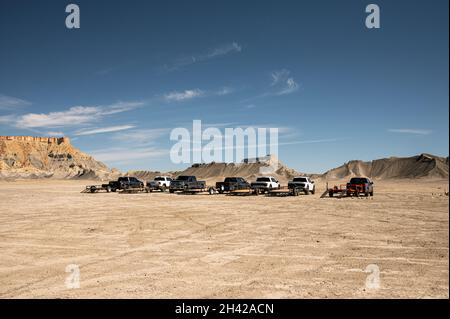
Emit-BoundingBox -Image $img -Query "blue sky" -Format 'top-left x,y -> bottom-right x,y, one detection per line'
0,0 -> 448,173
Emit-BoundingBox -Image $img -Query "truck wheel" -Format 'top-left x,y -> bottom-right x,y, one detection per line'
169,189 -> 175,194
161,185 -> 167,192
304,189 -> 310,195
311,187 -> 315,195
365,192 -> 369,197
208,188 -> 215,195
106,186 -> 111,193
112,188 -> 117,192
329,191 -> 333,197
370,191 -> 374,196
293,188 -> 299,196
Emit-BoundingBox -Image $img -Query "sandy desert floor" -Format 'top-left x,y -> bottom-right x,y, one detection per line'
0,179 -> 448,298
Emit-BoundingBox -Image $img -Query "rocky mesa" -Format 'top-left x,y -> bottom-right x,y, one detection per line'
0,136 -> 119,180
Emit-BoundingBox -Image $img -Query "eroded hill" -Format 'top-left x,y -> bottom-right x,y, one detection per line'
0,136 -> 119,180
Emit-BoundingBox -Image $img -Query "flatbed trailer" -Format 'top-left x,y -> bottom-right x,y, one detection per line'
267,186 -> 301,197
176,186 -> 217,195
82,185 -> 109,193
324,184 -> 368,198
227,188 -> 257,196
119,186 -> 146,194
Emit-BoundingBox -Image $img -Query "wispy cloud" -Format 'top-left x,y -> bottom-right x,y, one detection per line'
112,128 -> 170,145
166,42 -> 242,71
90,146 -> 167,164
388,129 -> 432,135
163,86 -> 233,103
74,125 -> 136,136
0,114 -> 16,124
164,89 -> 204,102
46,131 -> 65,136
271,69 -> 299,95
14,101 -> 143,128
216,87 -> 234,96
0,94 -> 31,110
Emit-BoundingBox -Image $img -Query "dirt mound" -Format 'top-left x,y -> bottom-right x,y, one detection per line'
319,153 -> 449,181
0,136 -> 120,180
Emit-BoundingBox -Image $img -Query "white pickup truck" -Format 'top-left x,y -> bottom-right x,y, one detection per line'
251,176 -> 281,192
288,176 -> 315,195
146,176 -> 172,192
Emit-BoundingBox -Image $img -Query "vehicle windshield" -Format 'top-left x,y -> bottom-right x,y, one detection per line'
256,177 -> 270,182
154,177 -> 165,181
349,178 -> 368,184
224,178 -> 237,182
293,177 -> 307,182
118,177 -> 128,182
176,176 -> 190,181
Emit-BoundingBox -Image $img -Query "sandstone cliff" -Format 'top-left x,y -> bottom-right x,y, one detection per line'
0,136 -> 120,180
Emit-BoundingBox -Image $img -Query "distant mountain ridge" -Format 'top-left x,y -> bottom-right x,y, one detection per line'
128,153 -> 449,182
315,153 -> 448,180
0,136 -> 447,181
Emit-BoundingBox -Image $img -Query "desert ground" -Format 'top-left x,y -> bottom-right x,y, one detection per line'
0,179 -> 448,298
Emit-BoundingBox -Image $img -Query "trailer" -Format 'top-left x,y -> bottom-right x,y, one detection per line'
323,180 -> 374,198
81,185 -> 110,193
177,186 -> 217,195
119,185 -> 147,194
267,186 -> 301,197
227,188 -> 257,196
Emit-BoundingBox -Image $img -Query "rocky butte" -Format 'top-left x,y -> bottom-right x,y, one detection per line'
0,136 -> 119,180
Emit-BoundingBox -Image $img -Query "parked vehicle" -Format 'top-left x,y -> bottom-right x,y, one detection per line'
215,177 -> 251,194
251,176 -> 280,193
146,176 -> 172,192
101,176 -> 144,192
169,175 -> 206,193
346,177 -> 374,197
288,176 -> 315,195
327,177 -> 374,197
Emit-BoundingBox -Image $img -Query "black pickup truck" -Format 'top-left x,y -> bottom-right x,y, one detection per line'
169,175 -> 206,193
102,176 -> 144,192
215,177 -> 251,194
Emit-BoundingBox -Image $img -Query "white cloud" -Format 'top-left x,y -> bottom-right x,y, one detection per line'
164,89 -> 204,102
90,147 -> 167,164
206,42 -> 242,59
271,69 -> 299,95
388,129 -> 432,135
167,42 -> 242,70
0,94 -> 31,110
47,131 -> 65,136
0,114 -> 16,124
14,101 -> 143,128
112,128 -> 170,144
216,87 -> 234,96
74,125 -> 136,136
163,87 -> 234,103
